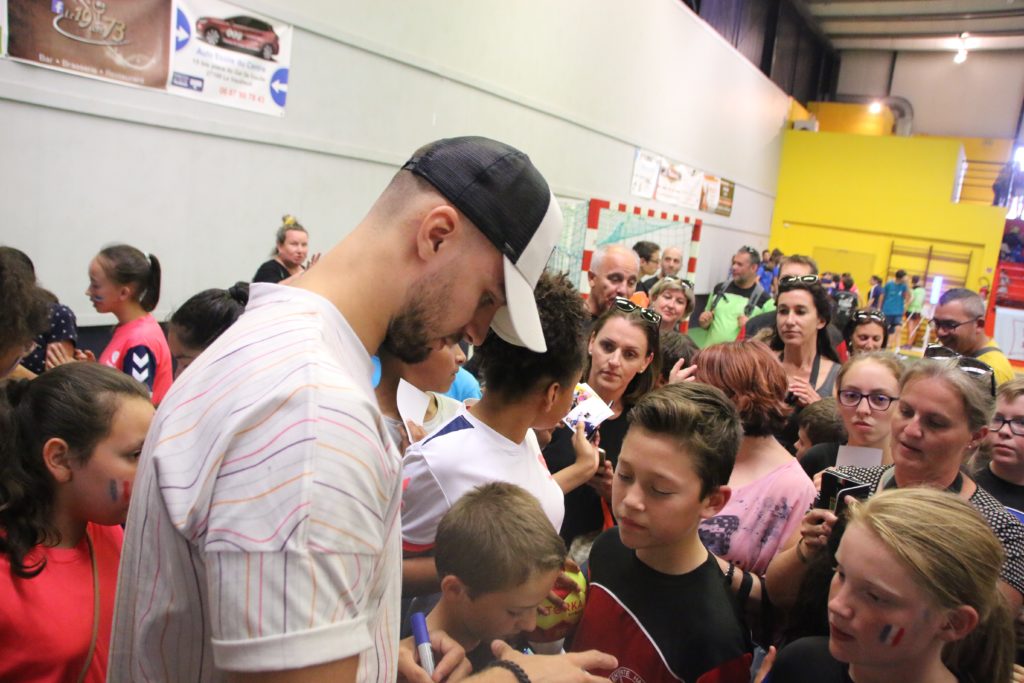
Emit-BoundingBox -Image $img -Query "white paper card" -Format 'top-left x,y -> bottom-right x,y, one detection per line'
836,445 -> 883,468
562,383 -> 614,440
397,379 -> 430,443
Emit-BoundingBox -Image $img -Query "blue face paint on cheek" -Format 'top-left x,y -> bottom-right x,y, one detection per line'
109,480 -> 118,501
878,624 -> 904,646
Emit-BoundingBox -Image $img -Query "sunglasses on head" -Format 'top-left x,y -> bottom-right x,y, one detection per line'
613,297 -> 663,326
662,276 -> 694,290
923,344 -> 997,397
779,275 -> 819,286
851,309 -> 885,324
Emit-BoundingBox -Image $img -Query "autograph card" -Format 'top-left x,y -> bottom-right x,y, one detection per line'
562,383 -> 613,440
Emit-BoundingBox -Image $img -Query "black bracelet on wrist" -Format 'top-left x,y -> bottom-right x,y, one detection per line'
725,561 -> 736,585
488,659 -> 531,683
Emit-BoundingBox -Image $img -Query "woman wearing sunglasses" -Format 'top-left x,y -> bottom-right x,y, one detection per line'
799,352 -> 902,478
767,358 -> 1024,635
843,308 -> 888,356
543,297 -> 660,547
648,277 -> 695,334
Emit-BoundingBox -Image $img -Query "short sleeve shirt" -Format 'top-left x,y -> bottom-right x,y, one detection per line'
108,284 -> 402,682
98,313 -> 173,404
401,406 -> 565,551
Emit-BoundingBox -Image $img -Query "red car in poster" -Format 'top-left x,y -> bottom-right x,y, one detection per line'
195,15 -> 279,61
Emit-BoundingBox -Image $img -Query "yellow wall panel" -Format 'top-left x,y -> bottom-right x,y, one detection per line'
770,130 -> 1006,294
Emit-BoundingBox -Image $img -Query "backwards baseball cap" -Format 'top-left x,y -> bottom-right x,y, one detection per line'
402,136 -> 562,353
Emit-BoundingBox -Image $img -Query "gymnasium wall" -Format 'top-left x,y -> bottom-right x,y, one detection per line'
771,129 -> 1006,299
0,0 -> 794,325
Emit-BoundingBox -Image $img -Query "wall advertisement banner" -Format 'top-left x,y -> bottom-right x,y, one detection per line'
631,148 -> 734,217
6,0 -> 172,89
169,0 -> 292,115
2,0 -> 293,115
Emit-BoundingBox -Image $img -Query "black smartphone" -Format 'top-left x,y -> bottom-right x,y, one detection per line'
833,483 -> 872,517
818,470 -> 865,512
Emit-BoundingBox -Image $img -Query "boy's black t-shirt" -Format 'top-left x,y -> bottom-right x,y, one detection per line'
570,528 -> 752,683
974,465 -> 1024,518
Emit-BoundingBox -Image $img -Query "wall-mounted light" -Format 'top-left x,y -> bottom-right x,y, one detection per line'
868,101 -> 883,115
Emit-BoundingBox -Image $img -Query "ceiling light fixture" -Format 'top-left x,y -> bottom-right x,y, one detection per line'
953,32 -> 969,64
868,101 -> 883,115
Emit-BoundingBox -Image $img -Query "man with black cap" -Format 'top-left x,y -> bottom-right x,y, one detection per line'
109,137 -> 614,683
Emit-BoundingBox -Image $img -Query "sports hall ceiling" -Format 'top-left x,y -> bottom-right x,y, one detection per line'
795,0 -> 1024,52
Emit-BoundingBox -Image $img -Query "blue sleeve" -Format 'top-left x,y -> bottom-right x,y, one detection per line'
122,344 -> 158,392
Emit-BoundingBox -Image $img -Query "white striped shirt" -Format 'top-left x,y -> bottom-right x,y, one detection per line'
108,284 -> 402,682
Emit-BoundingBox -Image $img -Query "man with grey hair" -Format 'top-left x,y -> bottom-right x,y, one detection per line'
933,287 -> 1014,385
586,244 -> 640,319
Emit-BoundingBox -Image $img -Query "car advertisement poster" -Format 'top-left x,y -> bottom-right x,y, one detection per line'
5,0 -> 172,89
169,0 -> 292,115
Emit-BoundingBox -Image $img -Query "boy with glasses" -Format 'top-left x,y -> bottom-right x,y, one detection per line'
977,378 -> 1024,521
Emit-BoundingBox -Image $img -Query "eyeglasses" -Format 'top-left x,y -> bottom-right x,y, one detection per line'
662,276 -> 694,290
851,309 -> 885,324
923,344 -> 997,397
739,246 -> 759,258
613,297 -> 662,325
990,415 -> 1024,436
929,317 -> 981,332
779,275 -> 819,286
837,389 -> 899,411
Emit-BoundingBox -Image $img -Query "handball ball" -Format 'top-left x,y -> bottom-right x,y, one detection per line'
528,568 -> 587,643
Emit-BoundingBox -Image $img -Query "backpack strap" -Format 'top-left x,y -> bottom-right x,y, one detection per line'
743,282 -> 765,317
707,281 -> 728,312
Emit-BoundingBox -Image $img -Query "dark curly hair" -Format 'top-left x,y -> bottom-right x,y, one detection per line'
475,271 -> 587,399
769,280 -> 841,363
0,363 -> 149,578
0,248 -> 52,358
170,282 -> 250,350
695,340 -> 791,437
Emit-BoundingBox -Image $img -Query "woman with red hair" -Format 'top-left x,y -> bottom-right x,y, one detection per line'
695,340 -> 816,574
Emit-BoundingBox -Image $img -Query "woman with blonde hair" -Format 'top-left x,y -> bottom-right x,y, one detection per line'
648,277 -> 695,334
769,358 -> 1024,636
252,214 -> 312,283
768,488 -> 1014,683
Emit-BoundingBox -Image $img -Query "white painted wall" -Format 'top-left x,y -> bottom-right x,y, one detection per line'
837,49 -> 1024,140
0,0 -> 792,324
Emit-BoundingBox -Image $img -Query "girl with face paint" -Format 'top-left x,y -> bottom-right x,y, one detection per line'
765,488 -> 1013,683
0,363 -> 154,682
68,244 -> 172,404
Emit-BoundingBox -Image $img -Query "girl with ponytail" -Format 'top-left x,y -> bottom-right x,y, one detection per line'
167,282 -> 249,379
73,244 -> 173,403
767,488 -> 1014,683
0,363 -> 154,682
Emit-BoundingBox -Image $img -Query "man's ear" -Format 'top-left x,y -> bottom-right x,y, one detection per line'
42,437 -> 75,483
415,205 -> 461,261
701,485 -> 731,519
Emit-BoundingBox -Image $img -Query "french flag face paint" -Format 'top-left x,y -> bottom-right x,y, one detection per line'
878,624 -> 904,647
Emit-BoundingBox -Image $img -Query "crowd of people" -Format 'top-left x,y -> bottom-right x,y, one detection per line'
1,135 -> 1023,683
